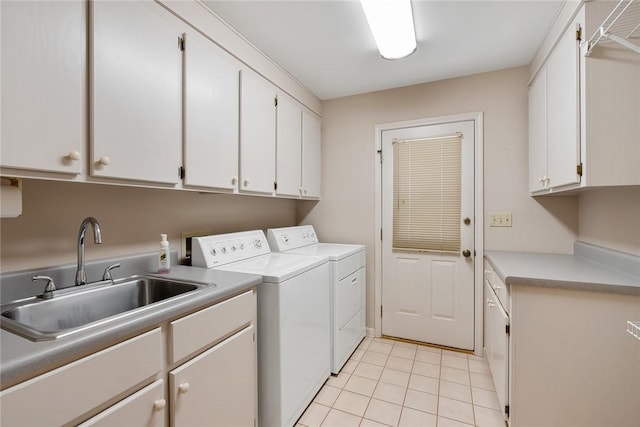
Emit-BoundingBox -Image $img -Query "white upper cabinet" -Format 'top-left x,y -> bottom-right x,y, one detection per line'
275,93 -> 303,197
545,14 -> 581,190
183,29 -> 241,191
1,0 -> 86,175
529,2 -> 640,194
528,70 -> 547,193
529,8 -> 581,193
91,0 -> 183,184
240,69 -> 276,195
301,110 -> 322,199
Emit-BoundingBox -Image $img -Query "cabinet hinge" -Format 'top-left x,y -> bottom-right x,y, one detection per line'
576,25 -> 582,42
380,305 -> 383,318
274,181 -> 278,190
178,35 -> 185,51
505,405 -> 510,417
506,324 -> 510,335
377,149 -> 382,163
577,163 -> 583,176
274,96 -> 278,107
380,228 -> 383,241
179,166 -> 185,179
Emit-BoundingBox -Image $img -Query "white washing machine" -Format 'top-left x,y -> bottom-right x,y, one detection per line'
267,225 -> 366,374
191,230 -> 330,427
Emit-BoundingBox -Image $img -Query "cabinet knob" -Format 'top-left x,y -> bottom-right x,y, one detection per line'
462,249 -> 471,258
153,399 -> 166,411
487,298 -> 496,308
243,179 -> 250,187
178,383 -> 190,394
97,156 -> 111,166
304,188 -> 308,194
66,150 -> 81,161
231,176 -> 238,185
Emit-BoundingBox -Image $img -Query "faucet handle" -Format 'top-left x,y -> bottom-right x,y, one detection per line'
32,276 -> 56,299
102,263 -> 121,281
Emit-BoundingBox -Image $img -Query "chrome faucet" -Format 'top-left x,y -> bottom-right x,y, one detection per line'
75,217 -> 102,285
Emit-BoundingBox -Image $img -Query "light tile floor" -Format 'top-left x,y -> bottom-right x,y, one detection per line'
297,337 -> 506,427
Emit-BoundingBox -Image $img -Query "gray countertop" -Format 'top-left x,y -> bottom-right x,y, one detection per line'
0,265 -> 261,389
485,242 -> 640,296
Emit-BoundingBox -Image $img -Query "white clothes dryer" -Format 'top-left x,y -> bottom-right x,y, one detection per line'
191,230 -> 330,427
267,225 -> 366,374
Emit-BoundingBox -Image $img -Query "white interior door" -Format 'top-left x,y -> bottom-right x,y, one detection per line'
381,120 -> 475,350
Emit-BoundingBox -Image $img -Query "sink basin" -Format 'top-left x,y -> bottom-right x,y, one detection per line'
1,276 -> 208,341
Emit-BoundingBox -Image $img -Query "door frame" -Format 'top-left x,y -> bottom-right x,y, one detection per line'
373,112 -> 484,356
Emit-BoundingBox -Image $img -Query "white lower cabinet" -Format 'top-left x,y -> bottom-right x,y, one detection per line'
0,289 -> 258,427
0,329 -> 163,427
484,280 -> 509,420
79,380 -> 166,427
170,325 -> 257,427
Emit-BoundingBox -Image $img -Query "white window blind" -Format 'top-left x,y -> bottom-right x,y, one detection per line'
392,134 -> 462,253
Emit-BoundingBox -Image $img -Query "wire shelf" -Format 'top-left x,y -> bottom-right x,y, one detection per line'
628,321 -> 640,341
586,0 -> 640,55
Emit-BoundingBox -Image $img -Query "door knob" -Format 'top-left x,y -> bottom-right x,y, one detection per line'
463,217 -> 471,225
462,249 -> 471,258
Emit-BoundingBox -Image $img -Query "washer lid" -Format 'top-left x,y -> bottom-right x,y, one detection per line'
281,243 -> 365,261
215,252 -> 328,283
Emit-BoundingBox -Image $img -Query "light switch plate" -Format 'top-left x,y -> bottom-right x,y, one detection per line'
490,212 -> 512,227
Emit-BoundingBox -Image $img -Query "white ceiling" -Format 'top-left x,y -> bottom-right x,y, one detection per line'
201,0 -> 564,100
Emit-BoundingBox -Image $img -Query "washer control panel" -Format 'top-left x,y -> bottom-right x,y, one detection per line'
267,225 -> 319,251
192,230 -> 270,268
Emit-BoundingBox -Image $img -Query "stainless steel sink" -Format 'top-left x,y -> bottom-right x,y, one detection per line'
0,276 -> 209,341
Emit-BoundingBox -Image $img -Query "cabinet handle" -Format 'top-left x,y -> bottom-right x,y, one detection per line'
178,383 -> 190,394
153,399 -> 166,411
66,150 -> 81,161
97,156 -> 111,166
351,277 -> 358,284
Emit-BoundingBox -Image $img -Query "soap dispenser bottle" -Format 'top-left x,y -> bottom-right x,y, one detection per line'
158,234 -> 171,273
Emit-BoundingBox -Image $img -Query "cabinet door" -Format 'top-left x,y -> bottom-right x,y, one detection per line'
240,69 -> 276,195
1,0 -> 85,174
183,29 -> 240,191
528,70 -> 547,192
0,329 -> 162,427
485,282 -> 509,419
78,380 -> 166,427
275,93 -> 302,197
91,0 -> 182,184
170,325 -> 257,427
301,110 -> 322,199
546,16 -> 581,189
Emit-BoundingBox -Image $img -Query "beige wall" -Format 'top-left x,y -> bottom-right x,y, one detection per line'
578,187 -> 640,256
0,179 -> 296,272
298,66 -> 580,328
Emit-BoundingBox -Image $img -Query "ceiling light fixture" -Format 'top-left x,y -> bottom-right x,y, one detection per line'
360,0 -> 417,60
